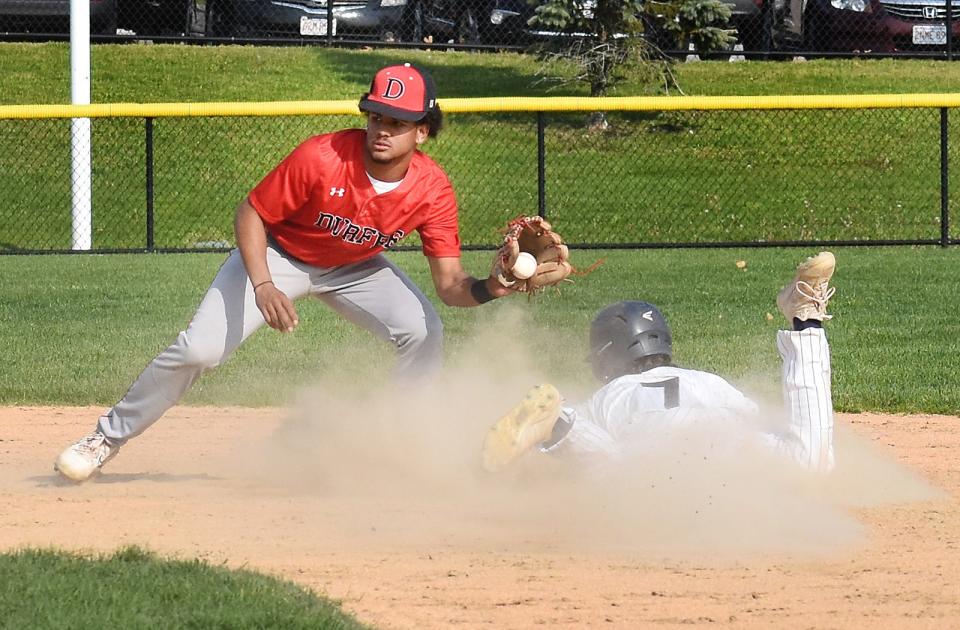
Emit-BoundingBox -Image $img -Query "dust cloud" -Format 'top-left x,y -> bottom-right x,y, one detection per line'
241,306 -> 940,559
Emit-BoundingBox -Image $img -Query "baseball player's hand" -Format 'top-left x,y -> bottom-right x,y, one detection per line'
254,282 -> 299,333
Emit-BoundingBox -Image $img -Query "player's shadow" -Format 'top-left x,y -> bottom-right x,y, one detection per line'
30,472 -> 223,487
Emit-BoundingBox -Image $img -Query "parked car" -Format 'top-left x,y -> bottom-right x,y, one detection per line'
398,0 -> 491,43
204,0 -> 487,42
482,0 -> 773,51
118,0 -> 196,35
480,0 -> 648,46
779,0 -> 960,51
0,0 -> 117,34
725,0 -> 787,49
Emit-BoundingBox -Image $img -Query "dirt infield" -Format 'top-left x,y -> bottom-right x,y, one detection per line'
2,404 -> 958,629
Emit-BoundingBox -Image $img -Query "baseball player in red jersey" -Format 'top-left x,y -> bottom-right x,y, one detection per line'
55,63 -> 515,482
482,251 -> 838,475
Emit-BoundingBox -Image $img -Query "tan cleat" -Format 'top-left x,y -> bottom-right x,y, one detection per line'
777,251 -> 837,322
54,430 -> 120,482
481,384 -> 563,473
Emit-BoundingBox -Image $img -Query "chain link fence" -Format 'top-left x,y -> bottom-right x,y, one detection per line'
0,0 -> 958,58
0,97 -> 957,254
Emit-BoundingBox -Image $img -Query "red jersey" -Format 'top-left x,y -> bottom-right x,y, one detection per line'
248,129 -> 461,267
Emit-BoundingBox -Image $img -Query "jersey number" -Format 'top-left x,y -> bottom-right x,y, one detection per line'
642,377 -> 680,409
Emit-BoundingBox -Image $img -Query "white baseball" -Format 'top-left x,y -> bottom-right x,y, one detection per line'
511,252 -> 538,280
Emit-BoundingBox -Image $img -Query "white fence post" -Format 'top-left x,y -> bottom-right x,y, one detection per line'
70,0 -> 92,250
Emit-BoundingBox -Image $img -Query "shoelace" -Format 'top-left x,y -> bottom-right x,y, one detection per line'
75,433 -> 107,456
795,280 -> 836,317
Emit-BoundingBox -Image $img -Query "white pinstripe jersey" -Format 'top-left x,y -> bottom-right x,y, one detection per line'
570,366 -> 760,440
560,330 -> 834,473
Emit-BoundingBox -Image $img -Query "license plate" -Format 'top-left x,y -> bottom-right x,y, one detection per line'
912,24 -> 946,45
300,16 -> 336,36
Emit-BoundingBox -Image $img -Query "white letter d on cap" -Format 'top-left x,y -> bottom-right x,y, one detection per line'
383,78 -> 405,100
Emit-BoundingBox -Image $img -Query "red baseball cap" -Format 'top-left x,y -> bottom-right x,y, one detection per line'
358,63 -> 438,122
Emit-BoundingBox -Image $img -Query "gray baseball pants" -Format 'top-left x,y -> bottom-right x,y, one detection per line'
98,244 -> 443,444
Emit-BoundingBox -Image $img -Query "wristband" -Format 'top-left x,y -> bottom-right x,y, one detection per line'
470,279 -> 496,304
253,280 -> 274,291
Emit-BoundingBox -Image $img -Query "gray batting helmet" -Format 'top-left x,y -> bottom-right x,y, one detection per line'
589,301 -> 673,383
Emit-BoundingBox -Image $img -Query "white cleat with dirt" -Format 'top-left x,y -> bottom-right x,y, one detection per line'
777,251 -> 836,322
54,430 -> 120,482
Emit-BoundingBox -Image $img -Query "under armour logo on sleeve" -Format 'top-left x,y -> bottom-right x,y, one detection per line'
329,187 -> 345,197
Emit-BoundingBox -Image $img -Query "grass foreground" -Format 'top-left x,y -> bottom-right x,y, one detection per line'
0,546 -> 369,629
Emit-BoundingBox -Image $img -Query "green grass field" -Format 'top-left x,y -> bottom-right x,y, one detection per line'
3,44 -> 960,104
0,45 -> 957,412
0,44 -> 957,413
2,247 -> 957,414
0,547 -> 369,629
0,45 -> 958,250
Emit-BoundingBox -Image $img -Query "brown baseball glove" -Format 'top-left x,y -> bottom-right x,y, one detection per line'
493,216 -> 573,293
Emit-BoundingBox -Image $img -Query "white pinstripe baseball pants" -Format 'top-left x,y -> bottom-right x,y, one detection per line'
775,328 -> 835,473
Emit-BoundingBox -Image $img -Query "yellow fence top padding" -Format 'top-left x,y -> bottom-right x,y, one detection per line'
3,93 -> 960,120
